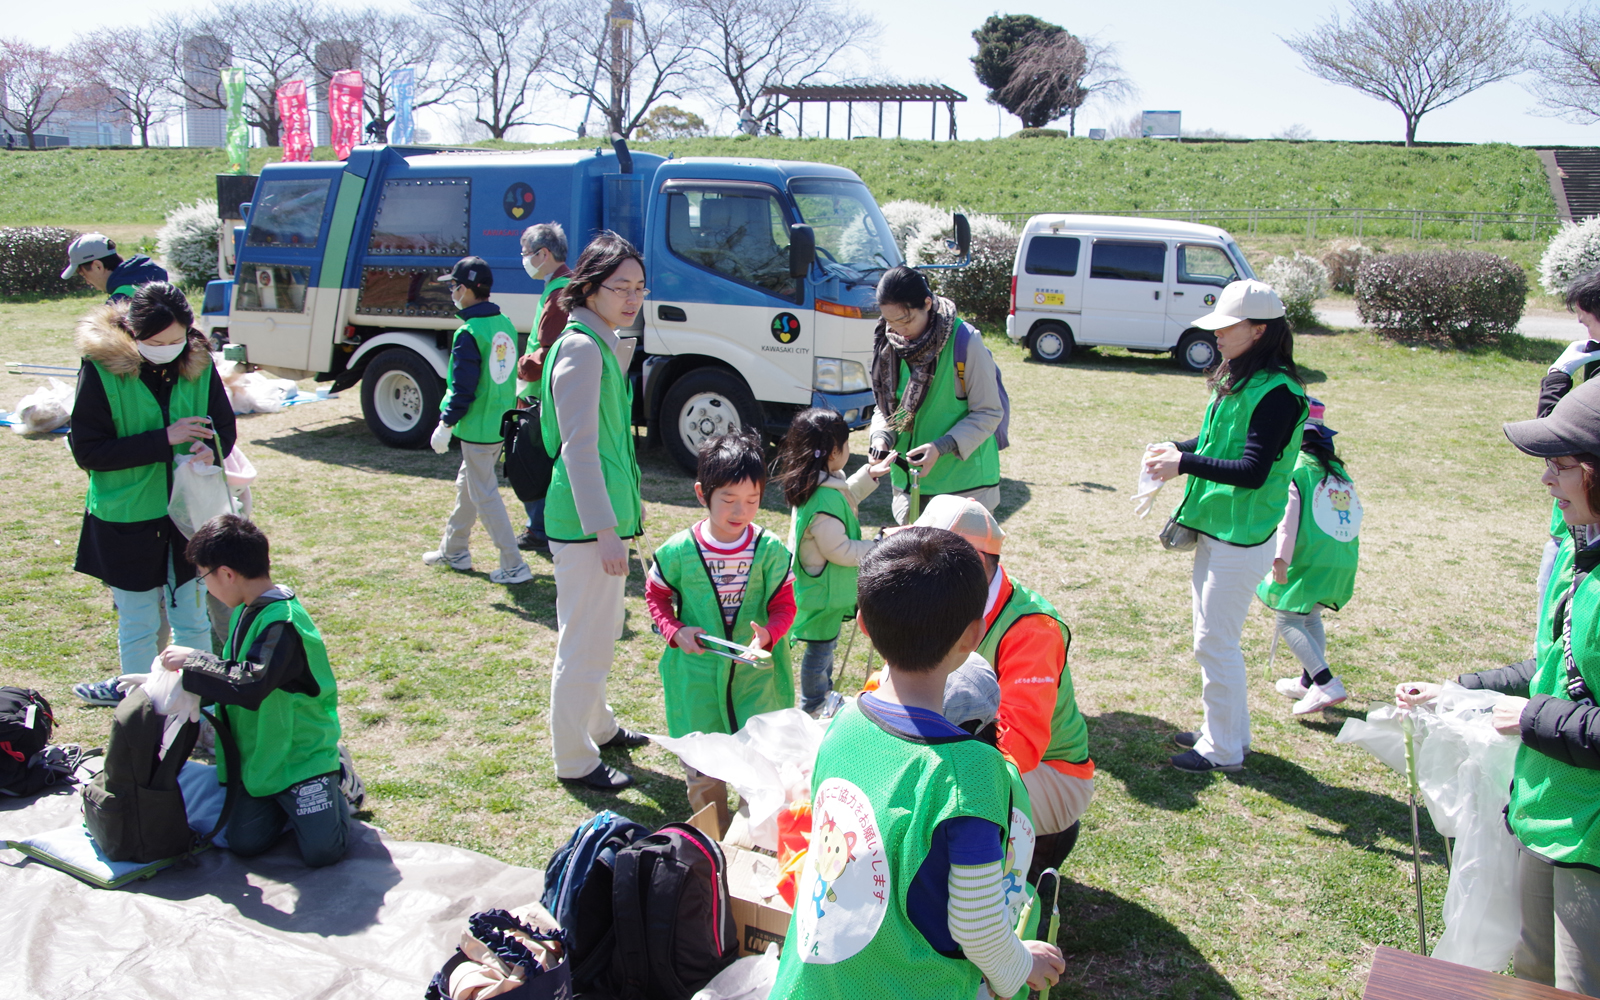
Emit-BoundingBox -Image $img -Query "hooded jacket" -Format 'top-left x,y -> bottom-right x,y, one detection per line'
104,255 -> 169,303
69,303 -> 236,592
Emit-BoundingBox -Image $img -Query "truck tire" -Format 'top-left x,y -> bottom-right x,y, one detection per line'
1028,321 -> 1073,364
361,348 -> 444,448
1174,329 -> 1219,373
661,368 -> 761,474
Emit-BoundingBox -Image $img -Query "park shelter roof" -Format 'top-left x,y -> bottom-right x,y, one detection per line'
759,84 -> 967,102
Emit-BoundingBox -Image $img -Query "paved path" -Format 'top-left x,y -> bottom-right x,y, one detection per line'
1315,305 -> 1578,342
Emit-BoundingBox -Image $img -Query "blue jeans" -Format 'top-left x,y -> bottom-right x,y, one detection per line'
799,638 -> 838,714
523,497 -> 546,539
227,771 -> 349,868
109,561 -> 212,676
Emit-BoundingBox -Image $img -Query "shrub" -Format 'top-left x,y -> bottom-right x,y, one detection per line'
879,200 -> 948,259
0,226 -> 82,297
906,213 -> 1019,327
1539,216 -> 1600,296
1012,128 -> 1069,139
157,199 -> 220,286
1355,251 -> 1526,346
1321,243 -> 1376,294
1262,252 -> 1329,330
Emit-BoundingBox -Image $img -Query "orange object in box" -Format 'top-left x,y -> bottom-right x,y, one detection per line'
774,798 -> 812,908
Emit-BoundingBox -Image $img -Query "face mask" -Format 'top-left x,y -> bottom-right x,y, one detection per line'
137,340 -> 186,365
451,288 -> 466,310
522,256 -> 543,280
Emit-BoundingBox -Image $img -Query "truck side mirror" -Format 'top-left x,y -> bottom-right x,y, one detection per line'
790,224 -> 815,278
239,202 -> 252,219
954,213 -> 971,257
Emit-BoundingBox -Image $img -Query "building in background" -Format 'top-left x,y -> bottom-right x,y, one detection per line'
184,35 -> 230,147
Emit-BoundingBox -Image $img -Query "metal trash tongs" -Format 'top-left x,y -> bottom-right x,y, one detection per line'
699,633 -> 773,668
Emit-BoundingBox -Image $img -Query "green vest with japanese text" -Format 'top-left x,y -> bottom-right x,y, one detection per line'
1256,454 -> 1362,614
887,326 -> 1001,498
788,485 -> 861,642
1174,370 -> 1307,546
442,311 -> 519,444
976,578 -> 1089,767
538,319 -> 642,542
85,357 -> 212,523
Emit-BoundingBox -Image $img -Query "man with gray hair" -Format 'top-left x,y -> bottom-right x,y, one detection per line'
513,222 -> 574,552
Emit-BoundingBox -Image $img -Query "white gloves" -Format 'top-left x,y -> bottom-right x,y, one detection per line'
1550,338 -> 1600,376
117,660 -> 201,723
1133,453 -> 1165,518
430,421 -> 453,454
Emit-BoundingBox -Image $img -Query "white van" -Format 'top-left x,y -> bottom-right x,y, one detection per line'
1005,214 -> 1256,371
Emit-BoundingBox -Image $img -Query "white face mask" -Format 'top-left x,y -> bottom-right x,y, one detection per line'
137,340 -> 186,365
522,255 -> 543,280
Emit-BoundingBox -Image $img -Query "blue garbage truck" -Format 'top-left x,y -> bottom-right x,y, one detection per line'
204,141 -> 965,471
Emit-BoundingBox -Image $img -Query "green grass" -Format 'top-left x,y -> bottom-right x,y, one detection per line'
0,291 -> 1560,998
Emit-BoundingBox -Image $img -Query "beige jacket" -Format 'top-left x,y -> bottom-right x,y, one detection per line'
547,306 -> 636,536
796,464 -> 882,576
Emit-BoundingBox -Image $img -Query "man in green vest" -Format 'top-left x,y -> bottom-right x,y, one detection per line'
61,233 -> 169,303
423,257 -> 533,585
513,222 -> 574,553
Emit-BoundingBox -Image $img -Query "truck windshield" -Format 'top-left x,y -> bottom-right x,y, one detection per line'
788,178 -> 901,278
245,178 -> 331,248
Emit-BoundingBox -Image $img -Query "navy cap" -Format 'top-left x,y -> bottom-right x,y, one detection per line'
437,256 -> 493,289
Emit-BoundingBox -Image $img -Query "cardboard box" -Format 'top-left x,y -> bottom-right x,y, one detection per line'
722,844 -> 793,957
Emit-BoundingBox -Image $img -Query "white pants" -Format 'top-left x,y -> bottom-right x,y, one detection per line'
549,540 -> 626,778
1191,533 -> 1275,766
891,483 -> 1001,525
441,441 -> 524,573
1020,767 -> 1095,837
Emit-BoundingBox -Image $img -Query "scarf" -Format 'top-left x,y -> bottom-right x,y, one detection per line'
871,295 -> 957,435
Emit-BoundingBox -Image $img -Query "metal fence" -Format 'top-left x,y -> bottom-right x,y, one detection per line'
980,207 -> 1564,242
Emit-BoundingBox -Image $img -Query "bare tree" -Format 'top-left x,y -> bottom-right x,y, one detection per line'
997,32 -> 1133,135
1529,6 -> 1600,123
156,1 -> 309,146
424,0 -> 552,140
681,0 -> 874,131
0,39 -> 73,149
1283,0 -> 1526,146
69,31 -> 174,147
544,0 -> 699,139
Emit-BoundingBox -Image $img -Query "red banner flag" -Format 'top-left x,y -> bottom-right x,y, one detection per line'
277,80 -> 312,162
328,69 -> 364,161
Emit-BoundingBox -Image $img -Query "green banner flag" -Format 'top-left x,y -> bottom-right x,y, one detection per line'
223,67 -> 249,175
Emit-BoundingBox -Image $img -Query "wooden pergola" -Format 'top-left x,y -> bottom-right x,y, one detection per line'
759,84 -> 967,141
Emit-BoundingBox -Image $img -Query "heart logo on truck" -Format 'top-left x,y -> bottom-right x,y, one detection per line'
1204,293 -> 1217,307
503,183 -> 535,220
771,313 -> 801,344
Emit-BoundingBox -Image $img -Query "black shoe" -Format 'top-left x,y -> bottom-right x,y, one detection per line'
560,763 -> 635,791
600,727 -> 651,750
516,530 -> 550,553
1169,749 -> 1243,774
1171,731 -> 1198,749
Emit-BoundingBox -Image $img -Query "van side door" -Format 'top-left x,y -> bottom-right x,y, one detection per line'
1169,243 -> 1241,337
1080,239 -> 1169,347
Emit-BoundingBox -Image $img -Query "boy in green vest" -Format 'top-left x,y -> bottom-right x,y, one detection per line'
61,233 -> 169,303
423,257 -> 533,585
769,527 -> 1064,1000
512,222 -> 573,553
142,515 -> 351,868
645,432 -> 796,827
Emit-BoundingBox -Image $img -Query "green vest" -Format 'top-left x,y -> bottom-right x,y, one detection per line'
110,283 -> 138,300
1509,538 -> 1600,870
771,701 -> 1011,1000
1174,371 -> 1308,546
216,594 -> 342,798
442,311 -> 519,444
518,275 -> 571,399
651,526 -> 795,736
84,357 -> 213,523
788,485 -> 861,642
1551,501 -> 1567,539
1255,454 -> 1362,613
976,576 -> 1089,767
887,326 -> 1001,497
538,320 -> 642,542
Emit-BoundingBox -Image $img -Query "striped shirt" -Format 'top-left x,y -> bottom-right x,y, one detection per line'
692,521 -> 758,630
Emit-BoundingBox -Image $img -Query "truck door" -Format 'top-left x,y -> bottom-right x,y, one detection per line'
1079,239 -> 1169,347
1169,243 -> 1241,338
230,170 -> 341,371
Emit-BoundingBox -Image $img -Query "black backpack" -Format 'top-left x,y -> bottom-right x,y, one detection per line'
572,822 -> 738,1000
81,686 -> 238,864
0,687 -> 56,795
501,405 -> 557,502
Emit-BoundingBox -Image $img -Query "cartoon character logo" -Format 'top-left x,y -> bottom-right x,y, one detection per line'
495,340 -> 508,364
794,777 -> 888,965
488,331 -> 516,384
1329,488 -> 1352,524
809,811 -> 857,917
771,313 -> 801,344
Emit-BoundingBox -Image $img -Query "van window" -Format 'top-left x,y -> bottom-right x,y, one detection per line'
245,179 -> 331,249
1177,244 -> 1240,287
666,186 -> 797,300
355,266 -> 458,318
236,264 -> 310,312
1090,240 -> 1165,282
1025,236 -> 1080,276
367,177 -> 470,256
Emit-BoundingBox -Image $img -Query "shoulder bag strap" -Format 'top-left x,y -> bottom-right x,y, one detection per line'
610,846 -> 654,999
195,707 -> 241,849
1562,582 -> 1597,707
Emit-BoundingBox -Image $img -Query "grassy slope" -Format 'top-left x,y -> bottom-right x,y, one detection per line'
0,290 -> 1561,999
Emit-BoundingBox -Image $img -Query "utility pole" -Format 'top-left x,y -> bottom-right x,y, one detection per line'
609,0 -> 635,137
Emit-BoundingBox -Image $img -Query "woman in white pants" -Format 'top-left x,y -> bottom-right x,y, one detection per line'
1144,280 -> 1307,774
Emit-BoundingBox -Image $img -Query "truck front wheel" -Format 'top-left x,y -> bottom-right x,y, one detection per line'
361,349 -> 444,448
661,369 -> 761,474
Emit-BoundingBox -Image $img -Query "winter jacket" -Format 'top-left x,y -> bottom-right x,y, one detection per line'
104,255 -> 169,303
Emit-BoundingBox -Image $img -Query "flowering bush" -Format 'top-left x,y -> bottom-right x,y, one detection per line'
1356,251 -> 1526,346
1539,216 -> 1600,296
878,200 -> 949,259
157,199 -> 220,287
0,226 -> 81,297
907,213 -> 1020,327
1262,252 -> 1329,330
1321,243 -> 1376,293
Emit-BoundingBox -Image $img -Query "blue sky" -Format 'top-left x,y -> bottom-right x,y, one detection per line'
13,0 -> 1598,146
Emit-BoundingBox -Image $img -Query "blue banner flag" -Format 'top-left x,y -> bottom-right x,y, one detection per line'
390,67 -> 415,144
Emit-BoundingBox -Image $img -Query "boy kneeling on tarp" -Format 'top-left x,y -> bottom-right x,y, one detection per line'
129,514 -> 349,867
769,527 -> 1064,1000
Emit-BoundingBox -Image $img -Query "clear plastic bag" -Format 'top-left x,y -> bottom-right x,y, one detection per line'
10,378 -> 73,435
168,453 -> 235,539
223,447 -> 257,519
689,943 -> 779,1000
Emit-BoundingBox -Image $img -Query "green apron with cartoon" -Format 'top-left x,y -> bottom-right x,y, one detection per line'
538,319 -> 642,542
1174,371 -> 1307,547
887,324 -> 1001,498
788,485 -> 861,642
651,526 -> 795,736
976,579 -> 1089,767
86,357 -> 212,523
1256,454 -> 1362,613
442,310 -> 519,445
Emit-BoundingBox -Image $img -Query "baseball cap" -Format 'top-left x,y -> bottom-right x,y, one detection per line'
913,494 -> 1005,555
942,653 -> 1001,732
437,256 -> 493,289
61,233 -> 117,279
1191,279 -> 1286,331
1504,376 -> 1600,458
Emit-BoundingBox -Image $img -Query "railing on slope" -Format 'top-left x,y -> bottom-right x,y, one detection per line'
979,207 -> 1563,242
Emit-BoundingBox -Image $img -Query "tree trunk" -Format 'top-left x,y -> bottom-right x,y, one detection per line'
1068,106 -> 1077,137
139,121 -> 150,147
1404,114 -> 1417,147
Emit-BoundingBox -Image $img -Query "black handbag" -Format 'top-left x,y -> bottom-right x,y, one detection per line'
1158,517 -> 1198,552
501,405 -> 557,502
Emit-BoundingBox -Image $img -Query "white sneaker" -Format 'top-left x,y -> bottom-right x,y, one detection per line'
1275,676 -> 1309,700
490,563 -> 534,584
423,549 -> 472,571
1293,677 -> 1348,716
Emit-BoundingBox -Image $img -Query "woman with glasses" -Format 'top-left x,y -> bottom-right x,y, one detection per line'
67,281 -> 237,706
539,231 -> 650,791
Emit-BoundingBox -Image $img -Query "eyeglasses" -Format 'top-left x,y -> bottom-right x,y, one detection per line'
1546,458 -> 1584,474
599,283 -> 649,301
197,566 -> 217,582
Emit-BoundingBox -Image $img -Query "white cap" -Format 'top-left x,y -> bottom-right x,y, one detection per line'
913,494 -> 1005,555
61,233 -> 117,279
1191,279 -> 1285,331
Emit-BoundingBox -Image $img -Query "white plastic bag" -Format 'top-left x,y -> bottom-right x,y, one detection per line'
689,943 -> 779,1000
217,356 -> 298,414
168,453 -> 234,539
223,447 -> 257,519
11,378 -> 73,435
1132,464 -> 1164,518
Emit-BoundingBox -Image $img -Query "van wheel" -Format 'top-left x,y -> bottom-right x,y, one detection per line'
361,349 -> 444,448
662,369 -> 761,474
1029,322 -> 1072,363
1174,329 -> 1219,373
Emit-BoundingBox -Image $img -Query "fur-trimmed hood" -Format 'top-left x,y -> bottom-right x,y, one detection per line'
75,303 -> 210,381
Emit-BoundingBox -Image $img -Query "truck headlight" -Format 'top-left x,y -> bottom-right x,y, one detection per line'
813,357 -> 870,393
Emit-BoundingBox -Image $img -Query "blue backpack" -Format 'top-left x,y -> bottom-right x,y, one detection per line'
953,322 -> 1011,450
542,810 -> 649,936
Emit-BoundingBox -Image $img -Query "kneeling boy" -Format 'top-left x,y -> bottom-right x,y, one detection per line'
157,515 -> 349,868
770,528 -> 1064,1000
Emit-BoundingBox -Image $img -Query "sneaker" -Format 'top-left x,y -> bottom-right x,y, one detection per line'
516,530 -> 549,553
490,563 -> 534,584
337,744 -> 366,809
819,690 -> 845,720
1275,676 -> 1310,700
1169,749 -> 1243,774
73,676 -> 125,706
1292,677 -> 1348,716
423,549 -> 472,571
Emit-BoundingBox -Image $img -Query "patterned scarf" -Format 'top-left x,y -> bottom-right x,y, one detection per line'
871,295 -> 957,434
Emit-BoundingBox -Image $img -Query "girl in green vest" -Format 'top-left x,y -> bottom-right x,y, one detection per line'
1397,380 -> 1600,996
773,408 -> 897,717
1144,280 -> 1306,775
1257,399 -> 1362,716
68,282 -> 236,706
